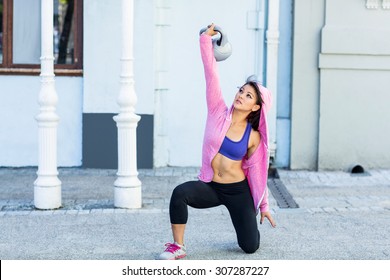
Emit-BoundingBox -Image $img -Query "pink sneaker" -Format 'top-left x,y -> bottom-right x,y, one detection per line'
158,242 -> 187,260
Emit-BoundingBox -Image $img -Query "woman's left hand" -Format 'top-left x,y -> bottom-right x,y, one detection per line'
205,23 -> 218,36
260,211 -> 276,228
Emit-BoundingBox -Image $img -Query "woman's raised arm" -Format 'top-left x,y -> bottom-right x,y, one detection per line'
199,24 -> 227,114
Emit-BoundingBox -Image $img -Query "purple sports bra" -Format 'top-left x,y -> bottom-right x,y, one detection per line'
218,122 -> 252,161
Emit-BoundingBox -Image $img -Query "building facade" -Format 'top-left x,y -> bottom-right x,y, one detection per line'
291,0 -> 390,170
1,0 -> 389,173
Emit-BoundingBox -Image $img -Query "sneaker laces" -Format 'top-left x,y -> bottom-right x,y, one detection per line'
164,243 -> 181,253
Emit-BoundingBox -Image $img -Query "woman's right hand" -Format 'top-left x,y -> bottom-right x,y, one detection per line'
260,211 -> 276,228
205,23 -> 218,36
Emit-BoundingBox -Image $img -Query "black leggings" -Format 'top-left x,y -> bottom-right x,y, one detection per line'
169,179 -> 260,254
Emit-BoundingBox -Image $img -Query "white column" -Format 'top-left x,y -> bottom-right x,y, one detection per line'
34,0 -> 61,209
113,0 -> 142,208
266,0 -> 280,160
154,0 -> 171,167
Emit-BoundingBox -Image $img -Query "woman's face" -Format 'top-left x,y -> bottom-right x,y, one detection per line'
233,84 -> 261,113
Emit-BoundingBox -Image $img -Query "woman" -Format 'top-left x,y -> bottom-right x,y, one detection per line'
159,24 -> 276,260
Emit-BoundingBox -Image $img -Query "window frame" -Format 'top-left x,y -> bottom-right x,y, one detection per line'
0,0 -> 83,76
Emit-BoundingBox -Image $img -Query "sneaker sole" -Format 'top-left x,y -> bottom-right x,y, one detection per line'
164,254 -> 186,260
175,254 -> 187,260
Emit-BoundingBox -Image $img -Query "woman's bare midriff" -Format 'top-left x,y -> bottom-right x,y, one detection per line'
211,153 -> 246,183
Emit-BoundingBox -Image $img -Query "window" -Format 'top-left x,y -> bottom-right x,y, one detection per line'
0,0 -> 83,75
0,0 -> 3,64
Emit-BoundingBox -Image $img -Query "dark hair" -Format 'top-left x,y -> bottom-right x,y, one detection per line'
245,81 -> 263,130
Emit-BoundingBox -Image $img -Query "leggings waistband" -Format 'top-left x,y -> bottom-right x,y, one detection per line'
209,178 -> 248,188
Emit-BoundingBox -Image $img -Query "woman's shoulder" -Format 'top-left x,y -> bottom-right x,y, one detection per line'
250,128 -> 261,143
246,128 -> 261,159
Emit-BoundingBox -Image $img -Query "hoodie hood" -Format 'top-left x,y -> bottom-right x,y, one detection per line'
245,75 -> 272,148
257,83 -> 272,149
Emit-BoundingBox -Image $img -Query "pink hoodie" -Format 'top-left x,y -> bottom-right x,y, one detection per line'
198,34 -> 272,213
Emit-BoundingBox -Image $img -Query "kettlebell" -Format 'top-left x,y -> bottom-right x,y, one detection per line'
199,25 -> 232,62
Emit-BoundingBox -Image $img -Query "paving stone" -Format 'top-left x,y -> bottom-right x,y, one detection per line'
1,167 -> 390,260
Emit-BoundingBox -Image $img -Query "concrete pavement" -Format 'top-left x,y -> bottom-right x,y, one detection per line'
0,167 -> 389,260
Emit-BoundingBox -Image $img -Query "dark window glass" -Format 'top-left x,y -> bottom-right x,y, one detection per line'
54,0 -> 75,64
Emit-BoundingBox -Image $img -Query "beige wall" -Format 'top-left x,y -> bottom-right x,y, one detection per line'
318,0 -> 390,170
290,0 -> 325,170
291,0 -> 390,170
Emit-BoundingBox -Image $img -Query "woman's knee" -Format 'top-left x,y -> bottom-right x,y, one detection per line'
171,181 -> 194,201
239,231 -> 260,254
239,240 -> 259,254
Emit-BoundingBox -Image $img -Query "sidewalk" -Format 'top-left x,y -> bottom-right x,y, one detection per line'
0,167 -> 389,260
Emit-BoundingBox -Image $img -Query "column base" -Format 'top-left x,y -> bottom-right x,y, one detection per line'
34,184 -> 62,210
114,185 -> 142,209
